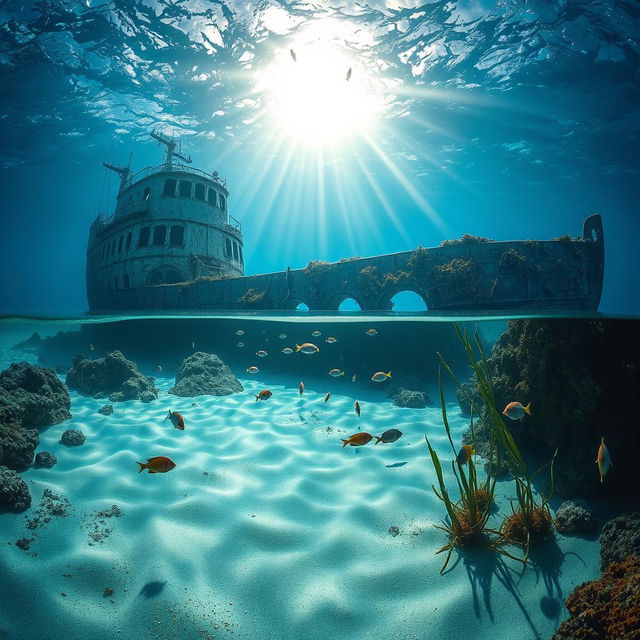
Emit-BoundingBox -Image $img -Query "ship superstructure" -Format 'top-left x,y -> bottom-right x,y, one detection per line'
86,131 -> 243,310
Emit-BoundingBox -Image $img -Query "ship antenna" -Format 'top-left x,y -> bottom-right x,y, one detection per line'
102,158 -> 132,193
150,129 -> 192,168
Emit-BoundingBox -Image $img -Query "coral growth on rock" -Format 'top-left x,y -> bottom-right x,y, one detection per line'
0,425 -> 39,471
169,352 -> 243,397
34,451 -> 57,468
600,513 -> 640,571
552,555 -> 640,640
60,429 -> 85,447
0,361 -> 71,428
66,351 -> 158,403
0,465 -> 31,512
554,500 -> 597,534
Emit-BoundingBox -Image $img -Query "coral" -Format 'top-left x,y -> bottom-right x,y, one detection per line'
236,288 -> 270,309
600,513 -> 640,571
66,351 -> 158,403
60,429 -> 85,446
498,248 -> 526,271
0,362 -> 71,428
553,555 -> 640,640
554,500 -> 597,534
440,234 -> 493,246
391,390 -> 429,408
169,352 -> 243,397
430,258 -> 487,305
34,451 -> 57,468
0,465 -> 31,512
501,506 -> 553,545
0,425 -> 39,471
98,405 -> 113,415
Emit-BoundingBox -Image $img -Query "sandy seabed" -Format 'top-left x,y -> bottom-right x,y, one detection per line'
0,347 -> 602,640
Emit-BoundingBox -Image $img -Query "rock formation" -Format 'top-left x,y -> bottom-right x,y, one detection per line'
0,362 -> 71,428
387,376 -> 430,408
60,429 -> 86,447
169,352 -> 243,397
98,405 -> 113,415
0,466 -> 31,512
34,451 -> 57,468
0,424 -> 39,472
66,351 -> 158,403
599,513 -> 640,571
554,500 -> 597,534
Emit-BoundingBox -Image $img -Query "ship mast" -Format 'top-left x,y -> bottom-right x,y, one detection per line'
103,159 -> 131,193
150,129 -> 192,169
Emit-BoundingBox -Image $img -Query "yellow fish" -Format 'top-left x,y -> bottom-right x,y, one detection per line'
371,371 -> 391,382
247,366 -> 259,374
366,329 -> 378,336
456,444 -> 475,465
502,402 -> 531,420
296,343 -> 319,354
596,437 -> 612,483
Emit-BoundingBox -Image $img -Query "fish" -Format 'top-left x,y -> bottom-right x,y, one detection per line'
324,392 -> 331,403
290,48 -> 297,62
299,381 -> 304,395
325,337 -> 337,344
375,429 -> 403,444
366,329 -> 378,336
371,371 -> 392,382
155,364 -> 162,374
237,342 -> 245,347
386,462 -> 408,468
255,389 -> 272,401
596,437 -> 612,483
136,456 -> 176,474
247,366 -> 259,374
236,330 -> 245,336
354,400 -> 361,417
352,374 -> 357,382
329,369 -> 344,377
502,402 -> 531,420
256,350 -> 268,357
311,330 -> 321,337
346,67 -> 352,81
296,343 -> 319,354
89,344 -> 95,351
166,410 -> 185,431
342,432 -> 372,447
191,342 -> 195,349
279,333 -> 287,339
282,347 -> 294,354
456,444 -> 475,465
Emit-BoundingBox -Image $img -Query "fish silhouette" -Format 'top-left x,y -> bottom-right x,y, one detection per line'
139,581 -> 167,598
385,462 -> 408,468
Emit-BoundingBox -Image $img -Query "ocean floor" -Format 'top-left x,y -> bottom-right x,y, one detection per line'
0,332 -> 607,640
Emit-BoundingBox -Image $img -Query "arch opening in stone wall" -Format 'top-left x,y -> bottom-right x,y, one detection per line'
338,297 -> 362,311
322,291 -> 365,311
388,290 -> 428,311
283,297 -> 311,311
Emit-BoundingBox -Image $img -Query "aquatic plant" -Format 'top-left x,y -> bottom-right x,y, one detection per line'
498,248 -> 527,271
438,325 -> 557,558
440,234 -> 493,246
425,370 -> 523,574
235,288 -> 269,309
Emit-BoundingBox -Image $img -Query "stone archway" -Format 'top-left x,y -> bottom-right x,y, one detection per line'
376,285 -> 429,311
322,291 -> 366,311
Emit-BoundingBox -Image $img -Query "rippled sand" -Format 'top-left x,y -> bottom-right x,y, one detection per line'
1,364 -> 602,640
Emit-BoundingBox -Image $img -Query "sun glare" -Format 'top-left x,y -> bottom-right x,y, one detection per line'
259,44 -> 384,145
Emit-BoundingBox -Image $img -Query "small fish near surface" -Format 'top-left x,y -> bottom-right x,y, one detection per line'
166,410 -> 185,430
279,333 -> 287,339
155,364 -> 162,374
311,330 -> 322,337
502,402 -> 531,420
255,389 -> 273,401
256,350 -> 268,357
596,437 -> 612,483
282,347 -> 294,354
456,444 -> 475,465
299,381 -> 304,395
371,371 -> 392,383
375,429 -> 403,445
354,400 -> 361,417
325,337 -> 337,344
342,432 -> 373,447
236,330 -> 245,336
247,366 -> 259,374
89,343 -> 95,351
351,374 -> 357,382
366,329 -> 378,336
290,48 -> 297,62
329,369 -> 344,377
237,342 -> 245,348
296,343 -> 319,354
136,457 -> 176,474
346,67 -> 352,81
324,392 -> 331,403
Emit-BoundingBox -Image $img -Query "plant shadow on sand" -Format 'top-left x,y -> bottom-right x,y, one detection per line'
139,580 -> 168,598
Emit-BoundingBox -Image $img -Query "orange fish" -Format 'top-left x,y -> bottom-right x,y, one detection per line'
456,444 -> 475,465
136,456 -> 176,474
255,389 -> 272,401
299,381 -> 304,395
596,437 -> 612,483
502,401 -> 531,420
354,400 -> 361,417
341,432 -> 373,447
324,392 -> 331,403
166,410 -> 185,430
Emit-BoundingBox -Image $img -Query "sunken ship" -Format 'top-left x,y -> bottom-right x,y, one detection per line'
86,134 -> 604,312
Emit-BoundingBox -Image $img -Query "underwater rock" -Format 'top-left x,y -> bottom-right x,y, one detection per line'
389,525 -> 400,537
0,361 -> 71,429
169,352 -> 243,397
467,319 -> 640,499
554,500 -> 597,534
600,513 -> 640,571
0,465 -> 31,512
66,351 -> 158,403
98,404 -> 113,416
0,425 -> 39,472
60,429 -> 85,447
12,332 -> 42,351
552,555 -> 640,640
456,379 -> 481,416
34,451 -> 57,469
461,420 -> 509,477
387,377 -> 430,408
139,391 -> 156,403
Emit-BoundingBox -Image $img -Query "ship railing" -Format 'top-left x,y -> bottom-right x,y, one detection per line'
120,163 -> 227,190
227,214 -> 241,233
95,198 -> 151,234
